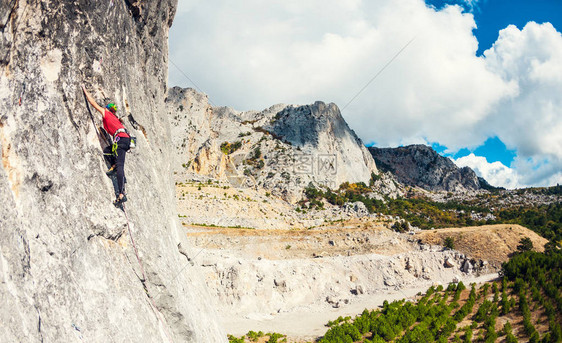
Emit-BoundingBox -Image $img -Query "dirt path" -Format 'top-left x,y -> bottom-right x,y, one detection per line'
185,223 -> 412,259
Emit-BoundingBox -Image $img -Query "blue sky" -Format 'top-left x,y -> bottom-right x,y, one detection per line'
431,136 -> 516,166
423,0 -> 562,183
169,0 -> 562,189
426,0 -> 562,55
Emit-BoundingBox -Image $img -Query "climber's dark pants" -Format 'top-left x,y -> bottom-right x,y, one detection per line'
104,137 -> 130,196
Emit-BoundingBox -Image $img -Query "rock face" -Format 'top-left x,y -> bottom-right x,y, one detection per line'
368,145 -> 481,192
167,88 -> 378,202
266,101 -> 378,185
195,234 -> 491,324
0,2 -> 225,342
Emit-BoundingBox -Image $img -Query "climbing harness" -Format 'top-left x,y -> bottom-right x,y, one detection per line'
113,127 -> 137,149
112,128 -> 127,141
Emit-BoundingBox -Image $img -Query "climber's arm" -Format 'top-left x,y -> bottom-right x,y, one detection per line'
82,85 -> 105,118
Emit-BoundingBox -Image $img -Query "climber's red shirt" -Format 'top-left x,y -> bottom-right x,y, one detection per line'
103,110 -> 129,138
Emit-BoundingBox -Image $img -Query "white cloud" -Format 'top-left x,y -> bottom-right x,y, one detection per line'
169,1 -> 562,187
454,154 -> 520,189
460,0 -> 480,11
481,22 -> 562,186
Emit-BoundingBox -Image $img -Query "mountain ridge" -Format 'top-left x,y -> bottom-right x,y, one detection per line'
368,144 -> 485,192
167,87 -> 378,202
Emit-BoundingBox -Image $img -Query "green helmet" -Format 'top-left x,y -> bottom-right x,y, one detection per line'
106,103 -> 117,113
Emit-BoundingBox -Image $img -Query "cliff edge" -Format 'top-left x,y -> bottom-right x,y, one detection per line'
1,1 -> 225,342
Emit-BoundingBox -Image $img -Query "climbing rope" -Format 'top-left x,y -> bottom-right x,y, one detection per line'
121,204 -> 174,343
122,204 -> 147,282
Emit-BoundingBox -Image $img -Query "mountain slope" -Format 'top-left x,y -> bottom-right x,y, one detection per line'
167,87 -> 378,201
368,144 -> 482,192
0,2 -> 224,342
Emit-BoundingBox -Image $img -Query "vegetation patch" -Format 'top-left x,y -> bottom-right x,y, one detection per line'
300,181 -> 562,244
245,146 -> 265,170
228,331 -> 288,343
221,141 -> 243,155
316,248 -> 562,342
188,223 -> 255,230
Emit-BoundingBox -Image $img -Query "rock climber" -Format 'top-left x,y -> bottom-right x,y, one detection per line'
82,85 -> 130,206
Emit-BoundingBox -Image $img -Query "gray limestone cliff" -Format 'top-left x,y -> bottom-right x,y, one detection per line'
167,87 -> 378,202
0,1 -> 225,342
368,145 -> 481,192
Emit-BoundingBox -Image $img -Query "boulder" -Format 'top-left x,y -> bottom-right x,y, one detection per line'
461,260 -> 473,273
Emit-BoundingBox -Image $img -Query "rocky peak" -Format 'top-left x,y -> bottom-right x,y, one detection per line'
167,89 -> 378,201
267,101 -> 347,147
368,144 -> 482,192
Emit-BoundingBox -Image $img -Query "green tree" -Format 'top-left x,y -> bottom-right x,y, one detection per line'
517,237 -> 534,252
443,236 -> 455,250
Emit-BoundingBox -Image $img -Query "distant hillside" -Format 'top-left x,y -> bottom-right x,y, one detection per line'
368,144 -> 484,192
415,224 -> 548,267
167,87 -> 378,202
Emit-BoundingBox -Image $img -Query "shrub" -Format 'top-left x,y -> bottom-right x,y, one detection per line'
463,327 -> 473,343
517,237 -> 533,252
503,321 -> 512,336
227,334 -> 245,343
220,141 -> 242,155
304,184 -> 323,200
252,147 -> 262,160
369,172 -> 381,186
391,221 -> 409,233
266,333 -> 286,343
444,236 -> 455,250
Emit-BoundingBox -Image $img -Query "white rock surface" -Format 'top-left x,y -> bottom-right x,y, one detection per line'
0,2 -> 225,342
167,88 -> 378,202
190,230 -> 492,336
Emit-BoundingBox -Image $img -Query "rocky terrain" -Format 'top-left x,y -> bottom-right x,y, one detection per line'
175,177 -> 405,231
165,82 -> 557,341
0,1 -> 225,342
167,87 -> 378,202
173,172 -> 547,340
184,219 -> 543,339
369,144 -> 482,192
424,185 -> 562,210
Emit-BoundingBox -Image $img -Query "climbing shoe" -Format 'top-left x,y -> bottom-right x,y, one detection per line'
113,194 -> 127,207
106,166 -> 116,176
